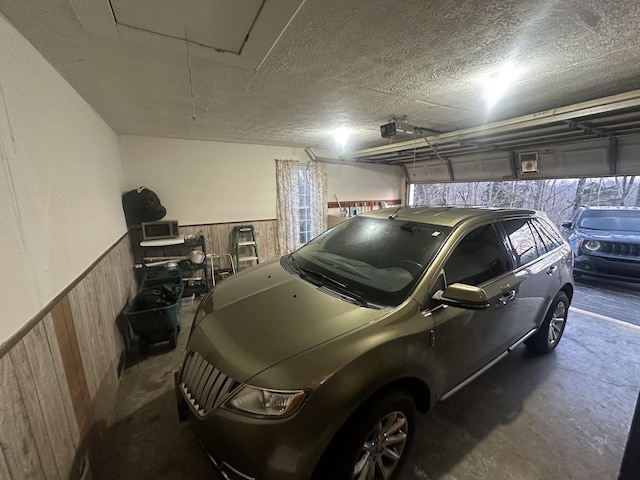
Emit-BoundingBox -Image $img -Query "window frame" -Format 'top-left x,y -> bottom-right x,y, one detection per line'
298,165 -> 311,245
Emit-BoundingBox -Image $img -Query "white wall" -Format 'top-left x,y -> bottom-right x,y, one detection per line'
0,14 -> 127,345
120,136 -> 406,225
119,135 -> 308,224
326,162 -> 406,205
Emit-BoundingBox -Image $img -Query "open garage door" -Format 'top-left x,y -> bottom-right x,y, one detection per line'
407,176 -> 639,226
340,90 -> 640,183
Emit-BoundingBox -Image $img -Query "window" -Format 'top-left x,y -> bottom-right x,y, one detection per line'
293,216 -> 452,306
577,209 -> 640,232
501,219 -> 542,266
444,224 -> 510,286
531,217 -> 563,251
299,166 -> 311,244
276,159 -> 327,255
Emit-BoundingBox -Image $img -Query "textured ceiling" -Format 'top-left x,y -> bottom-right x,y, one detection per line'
1,0 -> 640,154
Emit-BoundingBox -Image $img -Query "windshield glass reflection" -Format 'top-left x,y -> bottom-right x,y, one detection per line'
292,216 -> 451,307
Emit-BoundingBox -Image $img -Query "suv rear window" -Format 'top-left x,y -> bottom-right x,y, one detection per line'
502,218 -> 544,266
531,217 -> 564,251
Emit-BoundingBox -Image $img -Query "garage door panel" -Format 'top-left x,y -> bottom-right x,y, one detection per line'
410,162 -> 451,182
618,135 -> 640,175
551,140 -> 609,176
452,154 -> 511,181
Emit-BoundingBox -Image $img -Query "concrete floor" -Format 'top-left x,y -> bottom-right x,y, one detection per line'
93,288 -> 640,480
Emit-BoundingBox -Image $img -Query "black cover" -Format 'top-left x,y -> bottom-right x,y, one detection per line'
122,186 -> 166,225
139,284 -> 182,309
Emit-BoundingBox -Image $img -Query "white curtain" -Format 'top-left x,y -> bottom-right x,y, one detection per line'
276,159 -> 300,256
275,159 -> 328,257
308,160 -> 327,238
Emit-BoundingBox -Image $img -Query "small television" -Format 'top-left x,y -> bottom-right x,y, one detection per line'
141,220 -> 179,241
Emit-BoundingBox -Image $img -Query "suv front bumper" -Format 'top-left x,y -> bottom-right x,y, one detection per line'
175,372 -> 333,480
574,253 -> 640,282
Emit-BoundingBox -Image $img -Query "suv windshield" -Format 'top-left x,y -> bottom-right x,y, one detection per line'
577,210 -> 640,232
291,216 -> 452,307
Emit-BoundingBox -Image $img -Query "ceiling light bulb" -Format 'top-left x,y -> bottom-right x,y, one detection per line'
333,127 -> 350,148
483,64 -> 518,108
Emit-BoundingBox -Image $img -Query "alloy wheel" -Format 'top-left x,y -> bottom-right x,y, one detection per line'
352,411 -> 408,480
548,301 -> 567,345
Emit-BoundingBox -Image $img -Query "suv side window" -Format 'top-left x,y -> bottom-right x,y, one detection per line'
531,217 -> 563,251
501,218 -> 543,266
444,224 -> 511,286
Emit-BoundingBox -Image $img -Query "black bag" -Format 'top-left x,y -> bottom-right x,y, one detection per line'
138,283 -> 180,309
122,187 -> 166,225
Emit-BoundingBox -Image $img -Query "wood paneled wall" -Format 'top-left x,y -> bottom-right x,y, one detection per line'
0,220 -> 276,479
0,235 -> 137,480
130,219 -> 280,269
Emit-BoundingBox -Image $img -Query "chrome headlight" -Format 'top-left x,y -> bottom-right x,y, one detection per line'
583,240 -> 602,252
224,385 -> 308,418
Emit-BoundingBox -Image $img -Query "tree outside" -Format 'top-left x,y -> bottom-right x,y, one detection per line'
410,176 -> 639,227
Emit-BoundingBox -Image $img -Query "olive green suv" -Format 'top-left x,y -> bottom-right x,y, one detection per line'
175,207 -> 574,480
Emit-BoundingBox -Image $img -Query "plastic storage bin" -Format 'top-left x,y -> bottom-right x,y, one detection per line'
124,269 -> 184,354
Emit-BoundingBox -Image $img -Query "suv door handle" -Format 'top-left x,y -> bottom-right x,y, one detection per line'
499,289 -> 516,305
546,266 -> 558,276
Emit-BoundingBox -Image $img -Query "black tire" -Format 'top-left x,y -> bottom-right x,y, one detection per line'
168,328 -> 178,349
138,336 -> 149,355
525,291 -> 569,354
316,391 -> 415,480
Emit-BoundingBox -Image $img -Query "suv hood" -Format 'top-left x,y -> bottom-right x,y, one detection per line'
192,260 -> 386,383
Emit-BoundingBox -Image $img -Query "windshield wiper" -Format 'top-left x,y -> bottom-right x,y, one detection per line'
314,255 -> 373,281
288,255 -> 323,286
288,256 -> 370,307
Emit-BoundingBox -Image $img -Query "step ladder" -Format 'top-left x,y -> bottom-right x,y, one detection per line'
234,225 -> 260,271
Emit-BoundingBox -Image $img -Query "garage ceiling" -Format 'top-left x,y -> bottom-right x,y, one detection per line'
1,0 -> 640,156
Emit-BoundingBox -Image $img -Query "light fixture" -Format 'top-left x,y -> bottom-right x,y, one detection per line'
483,63 -> 519,108
332,126 -> 350,149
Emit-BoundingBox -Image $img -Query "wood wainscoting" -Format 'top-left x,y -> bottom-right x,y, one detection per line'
0,219 -> 278,479
0,234 -> 137,480
130,219 -> 280,269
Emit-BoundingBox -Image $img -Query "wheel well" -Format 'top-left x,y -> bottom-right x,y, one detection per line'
311,377 -> 430,480
338,377 -> 431,433
377,377 -> 431,413
561,283 -> 574,303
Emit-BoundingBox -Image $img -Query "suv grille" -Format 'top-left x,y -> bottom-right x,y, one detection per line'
180,351 -> 241,417
600,242 -> 640,258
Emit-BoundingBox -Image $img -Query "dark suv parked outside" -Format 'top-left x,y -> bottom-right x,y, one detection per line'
176,207 -> 574,480
562,206 -> 640,282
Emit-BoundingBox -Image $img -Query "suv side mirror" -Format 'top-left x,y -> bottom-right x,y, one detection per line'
561,221 -> 573,229
432,283 -> 490,310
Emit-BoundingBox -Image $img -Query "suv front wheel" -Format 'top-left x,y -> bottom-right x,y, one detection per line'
316,391 -> 416,480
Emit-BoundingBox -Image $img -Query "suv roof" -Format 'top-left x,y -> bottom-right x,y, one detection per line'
363,206 -> 537,227
579,205 -> 640,212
